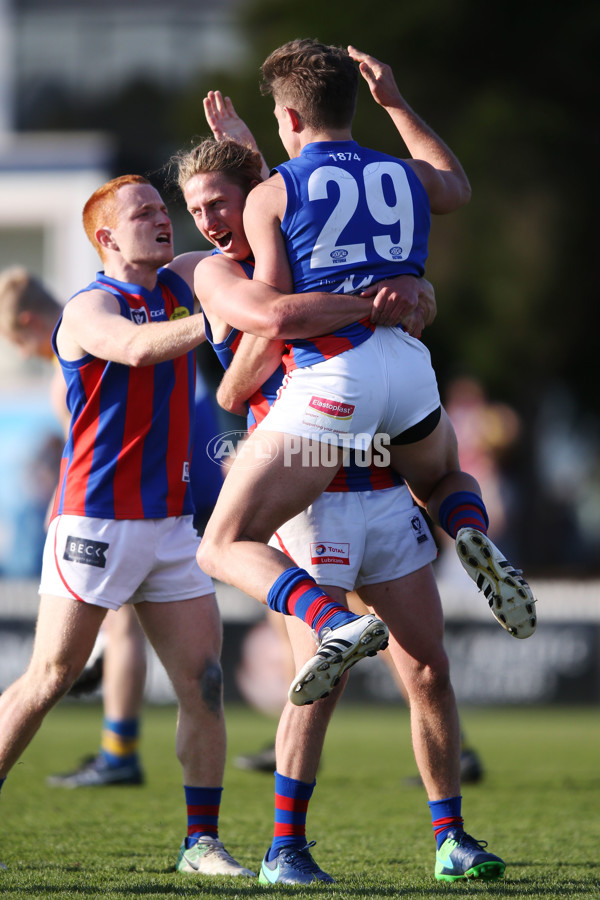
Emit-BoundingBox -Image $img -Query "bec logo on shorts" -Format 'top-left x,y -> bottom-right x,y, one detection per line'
310,541 -> 350,565
205,430 -> 279,469
63,536 -> 109,568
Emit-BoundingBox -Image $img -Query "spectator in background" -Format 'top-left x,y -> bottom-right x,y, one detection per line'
436,375 -> 521,583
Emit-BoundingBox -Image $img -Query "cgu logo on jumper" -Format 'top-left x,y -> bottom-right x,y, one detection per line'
308,396 -> 355,421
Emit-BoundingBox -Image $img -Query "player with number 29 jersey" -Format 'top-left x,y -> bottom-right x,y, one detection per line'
274,140 -> 430,370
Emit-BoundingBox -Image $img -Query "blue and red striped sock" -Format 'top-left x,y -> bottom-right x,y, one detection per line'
438,491 -> 489,539
267,567 -> 358,637
428,796 -> 464,848
267,772 -> 316,860
184,785 -> 222,847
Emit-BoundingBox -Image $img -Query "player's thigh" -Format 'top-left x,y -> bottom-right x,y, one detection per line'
358,565 -> 446,665
31,594 -> 107,676
136,593 -> 223,686
204,430 -> 343,544
388,408 -> 460,504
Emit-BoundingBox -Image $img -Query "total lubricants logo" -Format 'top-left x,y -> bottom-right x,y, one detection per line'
310,541 -> 350,565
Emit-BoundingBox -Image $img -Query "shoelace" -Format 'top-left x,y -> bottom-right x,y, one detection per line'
201,838 -> 236,862
457,833 -> 489,852
280,841 -> 320,873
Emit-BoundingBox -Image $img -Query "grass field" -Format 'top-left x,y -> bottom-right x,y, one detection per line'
0,701 -> 599,899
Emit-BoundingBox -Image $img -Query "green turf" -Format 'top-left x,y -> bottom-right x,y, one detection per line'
1,702 -> 599,898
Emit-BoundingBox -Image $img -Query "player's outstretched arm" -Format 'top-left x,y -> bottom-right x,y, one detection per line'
348,45 -> 471,214
58,289 -> 206,367
204,90 -> 271,181
194,252 -> 414,341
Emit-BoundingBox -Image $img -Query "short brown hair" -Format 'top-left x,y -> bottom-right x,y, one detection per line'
260,39 -> 358,131
171,137 -> 264,196
82,174 -> 151,259
0,266 -> 60,336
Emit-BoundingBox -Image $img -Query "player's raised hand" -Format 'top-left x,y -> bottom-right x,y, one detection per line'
203,91 -> 270,180
347,45 -> 403,110
204,91 -> 255,147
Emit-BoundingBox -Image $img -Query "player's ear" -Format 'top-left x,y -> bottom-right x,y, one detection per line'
283,106 -> 301,132
96,227 -> 118,251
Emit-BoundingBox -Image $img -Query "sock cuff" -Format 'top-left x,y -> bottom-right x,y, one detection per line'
102,717 -> 140,738
267,567 -> 313,614
274,771 -> 316,799
438,491 -> 489,537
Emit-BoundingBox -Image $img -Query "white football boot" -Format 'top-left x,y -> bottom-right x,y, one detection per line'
456,527 -> 537,638
289,614 -> 389,705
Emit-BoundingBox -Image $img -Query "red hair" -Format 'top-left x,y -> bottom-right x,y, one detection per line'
82,174 -> 151,259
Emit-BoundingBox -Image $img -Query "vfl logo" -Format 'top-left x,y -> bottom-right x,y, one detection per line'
330,248 -> 349,263
308,396 -> 355,421
64,536 -> 109,568
411,515 -> 429,544
131,307 -> 149,325
390,246 -> 404,259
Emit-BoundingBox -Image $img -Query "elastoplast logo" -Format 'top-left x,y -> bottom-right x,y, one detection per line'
308,396 -> 355,420
205,430 -> 279,469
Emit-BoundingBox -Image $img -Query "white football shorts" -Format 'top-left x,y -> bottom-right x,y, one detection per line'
269,484 -> 437,591
256,326 -> 440,444
39,515 -> 214,611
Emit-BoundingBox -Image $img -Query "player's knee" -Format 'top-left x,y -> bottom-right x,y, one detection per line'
199,658 -> 224,715
408,652 -> 451,699
28,659 -> 81,709
196,534 -> 219,577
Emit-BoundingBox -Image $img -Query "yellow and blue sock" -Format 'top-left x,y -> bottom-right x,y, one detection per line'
184,785 -> 222,848
267,772 -> 316,860
100,717 -> 140,768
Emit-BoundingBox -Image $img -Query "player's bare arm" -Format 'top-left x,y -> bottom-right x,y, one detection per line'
57,288 -> 206,366
216,332 -> 284,415
166,249 -> 212,301
243,175 -> 292,291
348,45 -> 471,214
195,247 -> 423,342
